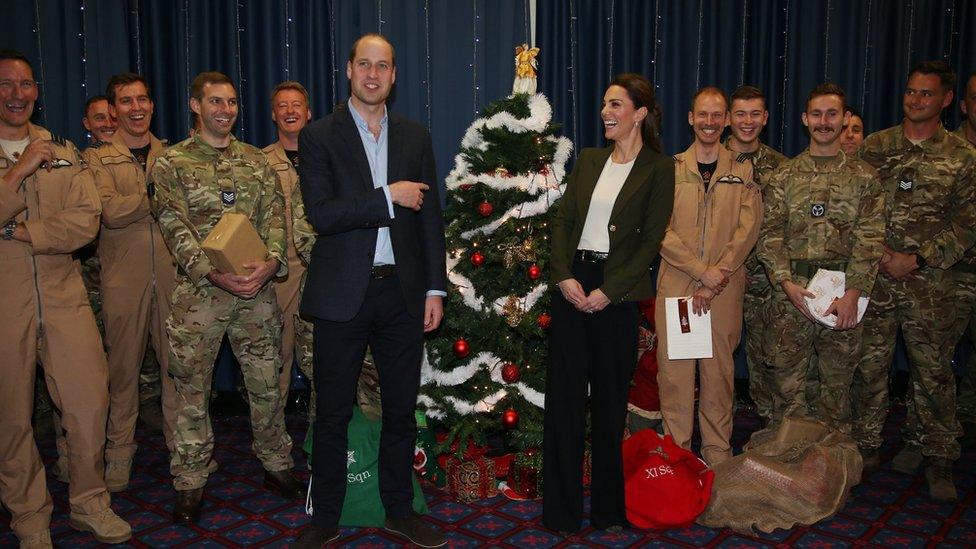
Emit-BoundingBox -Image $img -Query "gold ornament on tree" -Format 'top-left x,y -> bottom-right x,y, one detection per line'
502,295 -> 526,327
513,44 -> 540,95
499,236 -> 537,268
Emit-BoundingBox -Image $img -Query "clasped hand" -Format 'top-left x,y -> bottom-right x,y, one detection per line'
700,265 -> 733,295
208,258 -> 280,299
879,246 -> 919,280
557,279 -> 610,313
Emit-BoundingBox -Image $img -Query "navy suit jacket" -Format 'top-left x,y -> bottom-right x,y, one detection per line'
297,105 -> 447,322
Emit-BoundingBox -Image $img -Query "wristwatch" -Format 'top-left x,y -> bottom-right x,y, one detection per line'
2,220 -> 16,240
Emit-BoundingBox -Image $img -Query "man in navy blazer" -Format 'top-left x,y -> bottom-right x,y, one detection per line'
293,33 -> 448,548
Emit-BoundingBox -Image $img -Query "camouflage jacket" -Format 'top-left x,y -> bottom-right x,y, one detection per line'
149,134 -> 287,286
725,139 -> 788,295
758,149 -> 885,294
953,124 -> 976,271
860,124 -> 976,271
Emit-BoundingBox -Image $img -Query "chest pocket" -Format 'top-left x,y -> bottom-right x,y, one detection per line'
101,155 -> 146,194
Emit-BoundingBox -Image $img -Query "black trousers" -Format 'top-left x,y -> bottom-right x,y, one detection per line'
542,259 -> 639,532
309,275 -> 424,527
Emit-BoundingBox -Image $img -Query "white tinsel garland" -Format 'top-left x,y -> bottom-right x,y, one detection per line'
420,349 -> 545,409
460,187 -> 563,240
446,136 -> 573,194
446,255 -> 548,315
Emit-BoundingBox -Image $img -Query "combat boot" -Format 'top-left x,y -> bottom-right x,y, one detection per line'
69,507 -> 132,543
105,458 -> 132,492
891,445 -> 923,474
860,448 -> 881,476
18,529 -> 52,549
924,458 -> 957,502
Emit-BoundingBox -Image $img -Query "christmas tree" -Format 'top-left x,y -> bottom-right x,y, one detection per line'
418,45 -> 572,453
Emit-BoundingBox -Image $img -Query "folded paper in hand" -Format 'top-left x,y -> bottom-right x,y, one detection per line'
665,297 -> 713,360
201,212 -> 268,276
803,269 -> 870,329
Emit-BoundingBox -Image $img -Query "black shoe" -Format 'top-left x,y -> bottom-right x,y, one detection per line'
292,524 -> 340,548
384,512 -> 447,548
264,469 -> 306,500
172,488 -> 204,524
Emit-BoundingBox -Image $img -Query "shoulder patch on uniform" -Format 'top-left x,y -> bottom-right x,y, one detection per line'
50,134 -> 67,147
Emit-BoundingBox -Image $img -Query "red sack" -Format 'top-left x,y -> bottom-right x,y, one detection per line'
629,299 -> 660,413
623,429 -> 714,529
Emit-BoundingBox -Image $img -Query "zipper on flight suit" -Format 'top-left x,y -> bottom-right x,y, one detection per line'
24,174 -> 46,338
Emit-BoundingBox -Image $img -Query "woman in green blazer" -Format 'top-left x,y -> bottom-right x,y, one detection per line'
543,73 -> 675,534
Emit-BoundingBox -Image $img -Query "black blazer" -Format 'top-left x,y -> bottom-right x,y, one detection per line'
297,106 -> 447,322
550,145 -> 675,302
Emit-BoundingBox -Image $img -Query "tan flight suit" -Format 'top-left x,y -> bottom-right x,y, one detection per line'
263,142 -> 306,400
655,144 -> 761,465
80,131 -> 178,457
0,124 -> 111,538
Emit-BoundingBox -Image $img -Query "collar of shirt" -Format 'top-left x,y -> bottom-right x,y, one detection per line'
348,99 -> 389,141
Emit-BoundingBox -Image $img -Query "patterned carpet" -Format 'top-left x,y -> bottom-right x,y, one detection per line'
1,405 -> 974,548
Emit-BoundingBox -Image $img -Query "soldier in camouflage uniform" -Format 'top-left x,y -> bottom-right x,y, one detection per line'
724,85 -> 788,422
150,72 -> 302,524
949,72 -> 976,443
758,84 -> 885,447
856,62 -> 976,501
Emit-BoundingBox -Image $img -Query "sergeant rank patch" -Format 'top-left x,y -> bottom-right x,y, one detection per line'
221,190 -> 236,206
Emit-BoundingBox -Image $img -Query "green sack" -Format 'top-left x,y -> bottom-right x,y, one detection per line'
303,406 -> 428,527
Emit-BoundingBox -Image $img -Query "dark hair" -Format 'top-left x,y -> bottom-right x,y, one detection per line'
609,73 -> 663,153
271,80 -> 309,105
84,95 -> 109,114
348,33 -> 396,67
105,72 -> 152,104
908,61 -> 956,93
730,85 -> 766,109
190,71 -> 234,101
0,49 -> 32,71
807,82 -> 846,108
844,104 -> 862,120
690,86 -> 729,112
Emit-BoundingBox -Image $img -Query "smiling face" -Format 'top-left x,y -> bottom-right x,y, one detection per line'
271,88 -> 311,140
960,75 -> 976,137
83,98 -> 116,142
111,81 -> 153,140
600,84 -> 645,143
0,59 -> 37,135
688,91 -> 729,146
346,36 -> 395,110
190,82 -> 238,144
903,72 -> 952,125
802,93 -> 848,151
840,114 -> 864,155
729,97 -> 769,148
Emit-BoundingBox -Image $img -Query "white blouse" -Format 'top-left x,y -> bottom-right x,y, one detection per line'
577,155 -> 635,253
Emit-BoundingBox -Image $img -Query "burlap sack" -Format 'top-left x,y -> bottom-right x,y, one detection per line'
697,417 -> 862,534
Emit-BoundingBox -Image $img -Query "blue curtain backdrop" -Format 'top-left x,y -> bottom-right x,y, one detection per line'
4,0 -> 974,171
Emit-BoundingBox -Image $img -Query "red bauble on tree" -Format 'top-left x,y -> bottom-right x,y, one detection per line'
502,409 -> 519,429
501,362 -> 521,383
527,263 -> 541,280
477,201 -> 494,217
453,338 -> 471,358
536,312 -> 552,329
470,251 -> 485,267
459,183 -> 473,191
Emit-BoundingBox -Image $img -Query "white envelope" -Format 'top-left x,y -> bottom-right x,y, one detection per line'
803,268 -> 870,329
665,297 -> 713,360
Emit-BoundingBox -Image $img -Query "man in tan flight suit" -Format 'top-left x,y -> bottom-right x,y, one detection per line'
263,81 -> 313,404
656,87 -> 762,465
79,72 -> 178,491
0,49 -> 131,547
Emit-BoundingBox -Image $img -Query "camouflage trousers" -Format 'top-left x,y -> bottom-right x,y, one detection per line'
949,270 -> 976,424
294,313 -> 316,420
166,282 -> 293,490
854,269 -> 960,459
764,287 -> 863,432
743,287 -> 774,420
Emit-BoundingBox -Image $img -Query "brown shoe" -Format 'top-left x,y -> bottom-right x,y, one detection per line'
384,512 -> 447,548
18,529 -> 52,549
172,487 -> 204,524
924,458 -> 958,502
105,459 -> 132,492
69,507 -> 132,544
292,524 -> 340,548
264,469 -> 306,500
